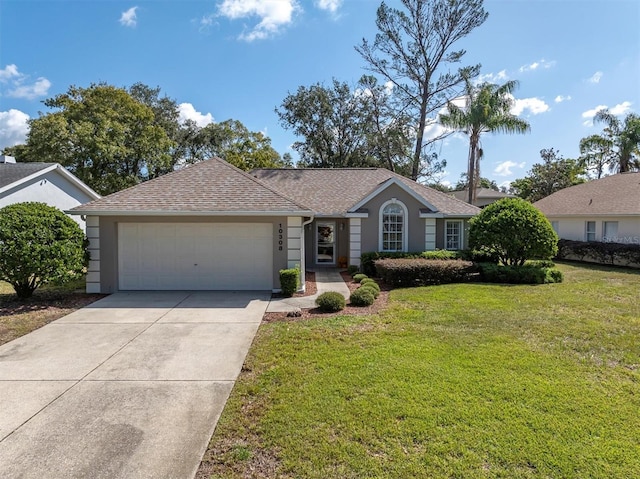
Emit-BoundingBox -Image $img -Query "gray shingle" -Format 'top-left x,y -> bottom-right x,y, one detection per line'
252,168 -> 480,216
534,173 -> 640,216
71,158 -> 312,214
0,163 -> 57,189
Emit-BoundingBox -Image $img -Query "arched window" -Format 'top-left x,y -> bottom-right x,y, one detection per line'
379,200 -> 407,252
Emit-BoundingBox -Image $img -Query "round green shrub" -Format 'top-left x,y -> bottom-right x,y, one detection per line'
469,198 -> 558,266
349,288 -> 375,306
359,278 -> 376,286
353,273 -> 368,283
359,284 -> 380,298
347,265 -> 359,276
315,291 -> 346,312
0,202 -> 88,298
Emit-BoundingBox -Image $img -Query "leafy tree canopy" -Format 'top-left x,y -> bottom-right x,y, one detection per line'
0,202 -> 88,298
469,197 -> 558,266
510,148 -> 586,202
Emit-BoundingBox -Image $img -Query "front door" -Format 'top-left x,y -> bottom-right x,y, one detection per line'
316,222 -> 335,265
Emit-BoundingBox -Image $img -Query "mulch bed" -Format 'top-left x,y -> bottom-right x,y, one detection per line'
263,271 -> 390,322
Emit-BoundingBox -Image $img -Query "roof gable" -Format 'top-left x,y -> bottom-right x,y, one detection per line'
534,173 -> 640,216
0,163 -> 100,199
252,168 -> 479,217
70,158 -> 312,215
348,177 -> 438,213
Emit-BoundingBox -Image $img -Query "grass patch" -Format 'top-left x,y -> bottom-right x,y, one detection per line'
199,262 -> 640,478
0,277 -> 103,346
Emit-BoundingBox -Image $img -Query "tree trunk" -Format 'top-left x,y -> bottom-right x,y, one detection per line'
411,88 -> 430,181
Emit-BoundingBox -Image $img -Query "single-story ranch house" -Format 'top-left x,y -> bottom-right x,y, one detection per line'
0,156 -> 100,229
69,158 -> 479,293
534,172 -> 640,244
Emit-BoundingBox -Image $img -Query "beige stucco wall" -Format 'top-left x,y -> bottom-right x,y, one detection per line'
548,215 -> 640,244
96,215 -> 298,293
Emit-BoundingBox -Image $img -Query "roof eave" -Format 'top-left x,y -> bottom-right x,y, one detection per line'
66,209 -> 314,217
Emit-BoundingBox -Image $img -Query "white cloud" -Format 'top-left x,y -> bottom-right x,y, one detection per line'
554,95 -> 571,103
316,0 -> 342,13
0,109 -> 30,147
588,71 -> 603,84
610,101 -> 632,116
119,7 -> 138,27
7,77 -> 51,100
510,97 -> 550,116
178,103 -> 214,127
217,0 -> 298,41
0,64 -> 19,82
582,104 -> 607,119
477,69 -> 508,84
0,65 -> 51,100
494,160 -> 525,177
519,59 -> 555,73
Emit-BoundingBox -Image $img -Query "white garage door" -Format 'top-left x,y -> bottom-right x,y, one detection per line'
118,223 -> 273,290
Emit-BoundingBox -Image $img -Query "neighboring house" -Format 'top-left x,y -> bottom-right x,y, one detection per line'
0,156 -> 100,229
69,158 -> 479,293
450,187 -> 515,208
534,172 -> 640,244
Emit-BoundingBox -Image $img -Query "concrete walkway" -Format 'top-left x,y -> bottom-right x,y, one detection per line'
267,269 -> 351,312
0,290 -> 270,479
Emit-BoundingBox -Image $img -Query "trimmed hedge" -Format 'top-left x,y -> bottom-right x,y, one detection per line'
361,250 -> 498,276
359,283 -> 380,298
556,239 -> 640,268
374,258 -> 476,287
316,291 -> 346,312
353,273 -> 368,283
350,287 -> 375,306
477,263 -> 563,284
347,265 -> 359,276
279,267 -> 299,297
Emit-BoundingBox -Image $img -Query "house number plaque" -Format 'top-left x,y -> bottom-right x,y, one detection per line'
278,224 -> 284,250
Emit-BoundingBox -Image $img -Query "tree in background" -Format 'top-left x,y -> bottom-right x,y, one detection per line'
356,0 -> 488,181
579,110 -> 640,175
277,76 -> 412,172
510,148 -> 586,202
5,83 -> 288,194
440,78 -> 530,204
14,84 -> 174,195
0,202 -> 88,298
454,174 -> 500,191
469,198 -> 558,266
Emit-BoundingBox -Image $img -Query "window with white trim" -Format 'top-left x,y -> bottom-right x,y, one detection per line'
603,221 -> 618,243
445,220 -> 463,250
380,200 -> 407,252
585,221 -> 596,242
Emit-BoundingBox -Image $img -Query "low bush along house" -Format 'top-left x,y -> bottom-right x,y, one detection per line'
69,158 -> 479,293
534,172 -> 640,244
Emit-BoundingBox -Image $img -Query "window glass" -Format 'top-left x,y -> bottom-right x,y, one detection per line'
585,221 -> 596,242
445,221 -> 462,250
382,203 -> 404,251
603,221 -> 618,243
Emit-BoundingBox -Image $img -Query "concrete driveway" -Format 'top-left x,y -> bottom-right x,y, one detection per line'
0,290 -> 270,479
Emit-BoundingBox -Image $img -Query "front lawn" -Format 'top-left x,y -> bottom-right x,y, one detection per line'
0,278 -> 103,346
198,262 -> 640,478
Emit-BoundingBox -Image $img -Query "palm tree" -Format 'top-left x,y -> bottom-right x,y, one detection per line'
592,110 -> 640,173
440,77 -> 531,204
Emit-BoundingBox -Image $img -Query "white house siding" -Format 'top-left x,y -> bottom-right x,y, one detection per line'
549,216 -> 640,245
424,218 -> 436,251
287,216 -> 305,291
0,170 -> 95,230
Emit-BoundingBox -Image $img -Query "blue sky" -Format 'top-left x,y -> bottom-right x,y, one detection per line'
1,0 -> 638,187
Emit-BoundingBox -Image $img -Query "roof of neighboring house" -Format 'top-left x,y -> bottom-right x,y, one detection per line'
534,172 -> 640,216
251,168 -> 480,216
0,162 -> 57,189
0,162 -> 100,199
450,188 -> 514,201
70,157 -> 313,216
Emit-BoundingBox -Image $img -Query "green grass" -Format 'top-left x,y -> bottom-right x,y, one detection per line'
200,262 -> 640,478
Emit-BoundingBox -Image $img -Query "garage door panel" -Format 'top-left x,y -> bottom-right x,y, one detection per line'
118,223 -> 273,291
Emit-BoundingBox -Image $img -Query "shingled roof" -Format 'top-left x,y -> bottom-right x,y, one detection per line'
70,158 -> 312,215
251,168 -> 479,216
0,162 -> 58,189
534,172 -> 640,216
